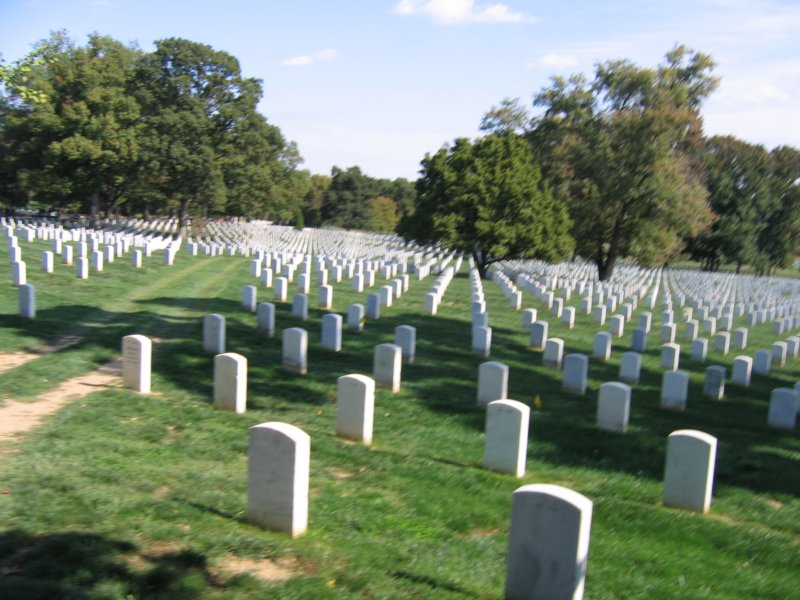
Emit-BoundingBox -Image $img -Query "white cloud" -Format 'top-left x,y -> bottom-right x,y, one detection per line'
528,53 -> 579,70
393,0 -> 534,24
281,48 -> 338,67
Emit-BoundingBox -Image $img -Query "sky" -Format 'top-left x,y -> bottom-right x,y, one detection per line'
1,0 -> 799,180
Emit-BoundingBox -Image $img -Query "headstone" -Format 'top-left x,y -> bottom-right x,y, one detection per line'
663,430 -> 717,513
521,308 -> 537,331
753,349 -> 771,375
631,328 -> 647,353
274,277 -> 289,301
530,321 -> 548,350
347,303 -> 365,331
291,294 -> 309,320
661,323 -> 676,344
202,313 -> 226,354
733,327 -> 748,350
352,274 -> 364,293
366,293 -> 381,319
318,284 -> 333,309
505,484 -> 592,600
767,388 -> 799,430
477,361 -> 509,407
703,365 -> 726,400
214,352 -> 247,413
131,249 -> 143,268
593,305 -> 606,326
18,283 -> 35,319
610,315 -> 624,338
619,352 -> 642,384
472,325 -> 492,357
122,334 -> 151,393
11,260 -> 26,286
661,370 -> 689,411
247,422 -> 310,537
561,306 -> 576,329
257,302 -> 275,336
562,353 -> 589,395
91,250 -> 103,272
543,338 -> 565,370
593,331 -> 611,361
713,332 -> 730,355
731,356 -> 752,387
321,313 -> 343,352
242,285 -> 257,312
336,374 -> 375,444
685,319 -> 699,341
660,343 -> 680,371
42,251 -> 54,273
691,338 -> 708,363
297,273 -> 310,294
394,325 -> 416,364
261,268 -> 273,288
638,312 -> 652,333
473,312 -> 489,328
75,257 -> 89,279
282,327 -> 308,374
380,284 -> 393,307
702,317 -> 717,336
424,292 -> 438,315
771,341 -> 788,368
62,245 -> 74,265
373,343 -> 401,392
597,382 -> 631,433
484,399 -> 530,477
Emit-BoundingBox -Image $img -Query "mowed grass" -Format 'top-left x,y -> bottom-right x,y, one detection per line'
0,236 -> 799,599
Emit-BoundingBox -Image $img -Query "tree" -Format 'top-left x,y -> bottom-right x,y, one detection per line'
366,196 -> 398,232
398,134 -> 573,279
758,145 -> 800,272
531,46 -> 716,280
479,97 -> 530,135
691,136 -> 772,272
321,166 -> 379,229
1,32 -> 142,220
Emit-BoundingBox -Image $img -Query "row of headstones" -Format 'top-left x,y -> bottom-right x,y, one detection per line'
119,332 -> 717,599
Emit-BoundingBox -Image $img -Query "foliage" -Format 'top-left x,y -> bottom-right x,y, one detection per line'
0,32 -> 305,229
399,134 -> 573,278
366,195 -> 398,232
531,46 -> 717,280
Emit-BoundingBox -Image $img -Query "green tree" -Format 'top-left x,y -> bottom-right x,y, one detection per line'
758,145 -> 800,273
691,136 -> 772,272
366,196 -> 398,232
531,46 -> 716,280
399,134 -> 573,279
321,166 -> 379,229
301,174 -> 331,227
479,97 -> 530,135
1,32 -> 142,220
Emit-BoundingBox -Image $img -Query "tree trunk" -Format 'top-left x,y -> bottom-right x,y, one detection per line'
472,250 -> 489,279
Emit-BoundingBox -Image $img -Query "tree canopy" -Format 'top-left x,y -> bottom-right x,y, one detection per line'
399,133 -> 573,278
530,46 -> 716,280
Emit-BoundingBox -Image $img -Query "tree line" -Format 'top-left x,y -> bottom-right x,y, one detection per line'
0,32 -> 412,233
401,46 -> 799,280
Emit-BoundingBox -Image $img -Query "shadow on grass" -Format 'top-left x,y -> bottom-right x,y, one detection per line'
0,529 -> 220,600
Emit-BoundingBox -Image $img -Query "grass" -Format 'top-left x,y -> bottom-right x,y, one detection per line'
1,232 -> 799,599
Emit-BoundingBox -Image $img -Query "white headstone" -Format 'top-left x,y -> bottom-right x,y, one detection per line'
543,338 -> 565,369
731,356 -> 752,387
660,370 -> 689,411
214,352 -> 247,413
257,302 -> 275,336
691,338 -> 708,363
663,429 -> 717,513
394,325 -> 416,364
282,327 -> 308,374
321,313 -> 342,352
336,374 -> 375,444
767,388 -> 798,430
203,313 -> 225,354
318,284 -> 333,309
660,343 -> 680,371
247,422 -> 310,537
593,332 -> 611,361
530,321 -> 548,350
484,399 -> 530,477
373,343 -> 401,392
291,294 -> 308,320
521,308 -> 538,331
562,353 -> 589,395
597,382 -> 631,433
122,334 -> 151,393
18,283 -> 35,319
477,361 -> 509,407
703,365 -> 726,400
347,303 -> 365,331
505,484 -> 592,600
753,349 -> 771,375
366,293 -> 381,319
610,314 -> 624,338
42,251 -> 54,273
274,276 -> 289,301
242,285 -> 257,312
619,352 -> 642,384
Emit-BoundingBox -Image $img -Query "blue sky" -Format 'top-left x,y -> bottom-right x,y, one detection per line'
2,0 -> 799,180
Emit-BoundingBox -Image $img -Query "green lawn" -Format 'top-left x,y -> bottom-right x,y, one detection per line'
1,234 -> 799,599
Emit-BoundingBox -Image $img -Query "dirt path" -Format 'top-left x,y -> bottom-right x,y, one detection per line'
0,335 -> 85,375
0,359 -> 122,444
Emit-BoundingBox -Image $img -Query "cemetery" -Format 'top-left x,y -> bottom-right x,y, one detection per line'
0,217 -> 798,598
